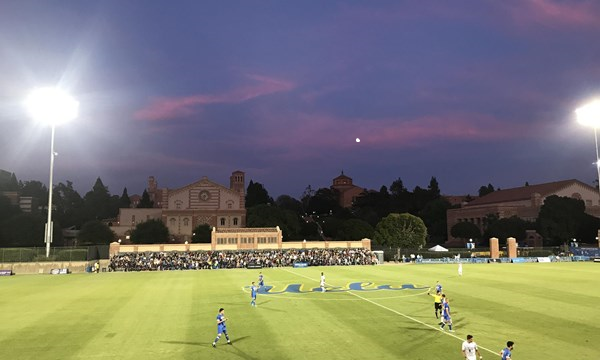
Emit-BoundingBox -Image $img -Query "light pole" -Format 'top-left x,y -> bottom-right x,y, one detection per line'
25,87 -> 78,258
576,100 -> 600,193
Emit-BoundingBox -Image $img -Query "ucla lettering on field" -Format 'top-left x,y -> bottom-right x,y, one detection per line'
244,282 -> 428,295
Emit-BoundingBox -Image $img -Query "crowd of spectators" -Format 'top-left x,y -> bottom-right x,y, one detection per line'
108,248 -> 376,272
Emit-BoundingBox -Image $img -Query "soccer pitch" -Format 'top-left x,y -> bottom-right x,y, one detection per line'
1,262 -> 599,360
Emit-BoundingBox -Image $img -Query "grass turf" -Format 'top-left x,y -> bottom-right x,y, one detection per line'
1,262 -> 599,359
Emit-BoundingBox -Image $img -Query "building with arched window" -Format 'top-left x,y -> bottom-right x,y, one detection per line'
446,179 -> 600,245
111,171 -> 246,242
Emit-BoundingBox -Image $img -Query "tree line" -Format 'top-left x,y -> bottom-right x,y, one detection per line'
1,171 -> 598,248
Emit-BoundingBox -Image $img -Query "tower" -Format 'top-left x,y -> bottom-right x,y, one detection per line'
230,170 -> 245,208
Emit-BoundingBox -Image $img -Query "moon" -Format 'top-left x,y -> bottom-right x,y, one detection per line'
356,138 -> 360,143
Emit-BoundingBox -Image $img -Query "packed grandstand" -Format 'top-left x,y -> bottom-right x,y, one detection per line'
109,248 -> 376,271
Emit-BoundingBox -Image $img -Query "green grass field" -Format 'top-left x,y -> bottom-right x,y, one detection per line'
1,262 -> 599,359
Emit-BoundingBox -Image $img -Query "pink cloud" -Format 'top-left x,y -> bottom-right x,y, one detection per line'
503,0 -> 600,28
246,110 -> 540,161
134,74 -> 295,121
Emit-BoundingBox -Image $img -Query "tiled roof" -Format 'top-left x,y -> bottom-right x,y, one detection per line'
465,179 -> 596,206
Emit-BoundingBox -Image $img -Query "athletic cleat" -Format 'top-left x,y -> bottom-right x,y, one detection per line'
212,342 -> 216,348
227,341 -> 232,345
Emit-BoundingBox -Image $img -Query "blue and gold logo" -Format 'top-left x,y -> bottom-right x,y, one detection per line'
246,282 -> 428,295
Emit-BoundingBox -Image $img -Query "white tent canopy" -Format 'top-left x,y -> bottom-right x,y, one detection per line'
428,245 -> 449,252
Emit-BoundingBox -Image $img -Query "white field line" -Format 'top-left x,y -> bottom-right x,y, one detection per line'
282,268 -> 500,357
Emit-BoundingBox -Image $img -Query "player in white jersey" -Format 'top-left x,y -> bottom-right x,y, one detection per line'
320,272 -> 326,292
462,334 -> 482,360
458,262 -> 463,276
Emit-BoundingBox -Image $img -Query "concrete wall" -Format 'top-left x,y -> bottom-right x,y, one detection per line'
0,259 -> 110,275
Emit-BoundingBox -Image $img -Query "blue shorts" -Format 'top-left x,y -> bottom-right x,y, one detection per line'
218,326 -> 226,334
259,281 -> 264,286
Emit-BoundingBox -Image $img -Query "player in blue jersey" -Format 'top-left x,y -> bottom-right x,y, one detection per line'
439,297 -> 453,332
258,272 -> 264,288
212,308 -> 231,347
500,341 -> 514,359
250,281 -> 258,307
435,281 -> 442,294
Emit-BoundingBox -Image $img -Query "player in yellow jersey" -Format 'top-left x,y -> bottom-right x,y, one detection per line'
427,290 -> 442,319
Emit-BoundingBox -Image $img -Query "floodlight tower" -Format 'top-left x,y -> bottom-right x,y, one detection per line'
25,87 -> 78,258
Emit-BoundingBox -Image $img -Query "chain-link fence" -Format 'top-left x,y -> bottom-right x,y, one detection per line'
0,245 -> 109,263
371,246 -> 562,262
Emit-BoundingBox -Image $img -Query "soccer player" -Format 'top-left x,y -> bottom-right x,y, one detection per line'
435,281 -> 442,294
462,334 -> 482,360
500,341 -> 514,359
250,281 -> 258,307
212,308 -> 231,347
320,272 -> 326,292
440,297 -> 453,331
427,290 -> 442,319
458,262 -> 463,276
258,272 -> 264,288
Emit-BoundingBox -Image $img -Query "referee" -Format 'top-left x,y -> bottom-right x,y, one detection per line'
427,290 -> 442,319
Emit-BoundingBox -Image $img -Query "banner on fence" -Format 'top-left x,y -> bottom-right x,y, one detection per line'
246,263 -> 262,269
50,268 -> 69,275
0,269 -> 12,276
537,257 -> 551,263
293,262 -> 309,268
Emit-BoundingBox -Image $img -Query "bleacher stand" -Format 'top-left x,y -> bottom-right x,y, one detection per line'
109,248 -> 375,272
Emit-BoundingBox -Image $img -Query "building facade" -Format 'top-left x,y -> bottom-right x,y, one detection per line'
111,171 -> 246,241
331,172 -> 367,208
446,179 -> 600,244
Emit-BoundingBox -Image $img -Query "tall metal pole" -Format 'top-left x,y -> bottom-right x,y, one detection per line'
45,124 -> 56,258
594,128 -> 600,192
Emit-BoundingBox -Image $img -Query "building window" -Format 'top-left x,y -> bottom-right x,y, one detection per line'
183,218 -> 189,226
220,218 -> 226,226
233,218 -> 238,226
170,218 -> 176,227
175,200 -> 183,209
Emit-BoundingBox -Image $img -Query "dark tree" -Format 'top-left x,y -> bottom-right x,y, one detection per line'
420,197 -> 451,244
84,178 -> 115,219
336,219 -> 374,240
373,213 -> 427,248
537,195 -> 586,246
450,221 -> 481,242
119,187 -> 131,209
77,220 -> 116,245
478,184 -> 495,197
54,181 -> 85,228
137,189 -> 154,208
484,216 -> 533,246
192,224 -> 212,243
247,204 -> 301,240
130,219 -> 169,244
246,180 -> 273,208
0,195 -> 21,222
0,213 -> 57,247
275,195 -> 303,214
306,188 -> 341,216
427,176 -> 441,199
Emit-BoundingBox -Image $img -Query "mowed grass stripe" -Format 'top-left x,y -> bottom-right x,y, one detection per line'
2,263 -> 600,359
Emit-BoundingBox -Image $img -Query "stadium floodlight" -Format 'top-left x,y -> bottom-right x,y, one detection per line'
576,100 -> 600,195
25,87 -> 79,258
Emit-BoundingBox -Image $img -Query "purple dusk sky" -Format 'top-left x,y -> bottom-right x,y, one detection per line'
1,1 -> 600,199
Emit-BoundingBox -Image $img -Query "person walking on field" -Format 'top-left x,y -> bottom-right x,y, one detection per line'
462,334 -> 482,360
500,341 -> 514,360
212,308 -> 231,347
320,272 -> 326,292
